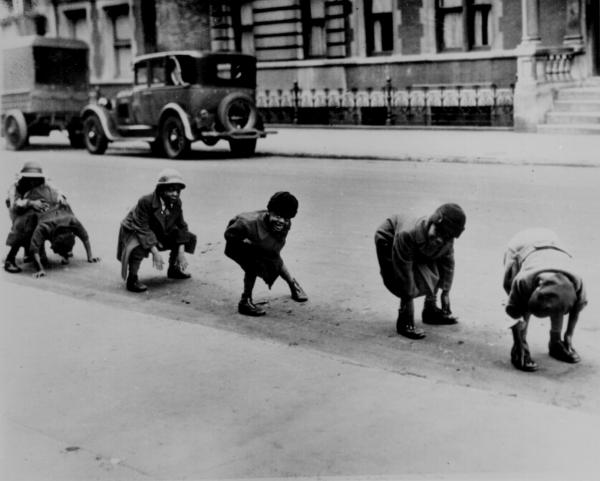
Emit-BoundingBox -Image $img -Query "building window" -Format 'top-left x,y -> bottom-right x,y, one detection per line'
436,0 -> 492,51
365,0 -> 394,55
63,8 -> 87,41
105,4 -> 132,79
301,0 -> 326,58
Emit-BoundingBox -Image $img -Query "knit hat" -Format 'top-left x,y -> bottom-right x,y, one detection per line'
528,272 -> 576,317
431,203 -> 466,238
267,191 -> 298,219
18,161 -> 45,179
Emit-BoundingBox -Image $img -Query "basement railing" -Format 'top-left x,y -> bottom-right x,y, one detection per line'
258,80 -> 515,127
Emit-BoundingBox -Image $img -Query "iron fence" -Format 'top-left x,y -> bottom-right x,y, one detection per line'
257,79 -> 514,127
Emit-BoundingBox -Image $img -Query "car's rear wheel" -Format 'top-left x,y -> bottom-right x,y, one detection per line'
217,93 -> 257,131
83,114 -> 108,155
229,138 -> 257,157
4,111 -> 29,150
161,115 -> 190,159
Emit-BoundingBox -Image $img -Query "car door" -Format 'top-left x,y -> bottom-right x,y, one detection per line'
130,59 -> 153,125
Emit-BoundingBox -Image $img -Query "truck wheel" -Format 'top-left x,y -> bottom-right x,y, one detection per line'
161,114 -> 190,159
217,93 -> 257,131
83,114 -> 108,155
229,138 -> 257,157
4,111 -> 29,150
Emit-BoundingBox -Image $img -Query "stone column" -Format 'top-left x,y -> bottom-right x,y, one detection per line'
520,0 -> 541,47
563,0 -> 583,49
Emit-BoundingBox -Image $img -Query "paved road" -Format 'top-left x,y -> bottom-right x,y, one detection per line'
1,138 -> 600,479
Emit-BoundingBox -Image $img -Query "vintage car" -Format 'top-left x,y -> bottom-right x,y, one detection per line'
1,36 -> 90,150
81,50 -> 271,158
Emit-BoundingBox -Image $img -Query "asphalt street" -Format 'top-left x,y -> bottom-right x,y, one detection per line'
1,130 -> 600,480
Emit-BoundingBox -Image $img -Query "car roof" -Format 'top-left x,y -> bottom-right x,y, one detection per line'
1,35 -> 88,50
134,50 -> 255,64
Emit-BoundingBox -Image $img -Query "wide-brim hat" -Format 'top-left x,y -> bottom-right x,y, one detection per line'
156,168 -> 186,189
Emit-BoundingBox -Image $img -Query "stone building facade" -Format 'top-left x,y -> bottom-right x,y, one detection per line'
1,0 -> 599,130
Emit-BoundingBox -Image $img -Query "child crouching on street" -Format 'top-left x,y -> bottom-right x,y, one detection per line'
503,228 -> 587,372
224,191 -> 307,316
29,204 -> 100,278
117,169 -> 196,293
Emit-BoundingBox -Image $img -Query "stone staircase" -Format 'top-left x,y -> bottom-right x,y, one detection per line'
538,78 -> 600,134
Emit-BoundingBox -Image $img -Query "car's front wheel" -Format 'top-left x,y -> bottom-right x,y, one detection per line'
3,111 -> 29,150
229,138 -> 257,157
83,114 -> 108,155
161,115 -> 190,159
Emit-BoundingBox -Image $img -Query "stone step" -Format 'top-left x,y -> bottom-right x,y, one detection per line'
552,100 -> 600,112
556,88 -> 600,100
537,123 -> 600,134
545,111 -> 600,124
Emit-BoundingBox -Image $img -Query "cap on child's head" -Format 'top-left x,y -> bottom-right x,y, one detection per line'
267,191 -> 298,219
528,272 -> 576,317
50,227 -> 75,257
19,161 -> 45,179
430,203 -> 466,238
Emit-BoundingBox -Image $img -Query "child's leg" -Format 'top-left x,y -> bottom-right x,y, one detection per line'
549,312 -> 580,363
238,271 -> 265,316
510,316 -> 538,371
126,246 -> 147,292
4,245 -> 22,273
280,262 -> 308,302
242,271 -> 257,300
397,297 -> 426,339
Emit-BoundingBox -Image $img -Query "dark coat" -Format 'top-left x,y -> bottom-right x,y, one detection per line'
224,210 -> 290,287
503,228 -> 587,319
374,214 -> 455,299
5,184 -> 64,247
117,191 -> 195,263
29,205 -> 88,255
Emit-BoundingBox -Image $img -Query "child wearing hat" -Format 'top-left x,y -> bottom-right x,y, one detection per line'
503,228 -> 587,372
29,204 -> 100,278
117,168 -> 196,293
374,203 -> 466,339
224,191 -> 307,316
4,161 -> 67,273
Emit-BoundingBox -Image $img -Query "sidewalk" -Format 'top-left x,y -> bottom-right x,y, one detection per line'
2,277 -> 600,480
258,127 -> 600,166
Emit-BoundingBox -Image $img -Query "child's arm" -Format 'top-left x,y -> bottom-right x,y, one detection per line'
83,239 -> 100,263
32,252 -> 46,278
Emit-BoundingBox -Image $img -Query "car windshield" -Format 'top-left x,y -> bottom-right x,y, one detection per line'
33,46 -> 88,89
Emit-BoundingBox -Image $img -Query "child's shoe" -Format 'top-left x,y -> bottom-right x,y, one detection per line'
238,297 -> 266,316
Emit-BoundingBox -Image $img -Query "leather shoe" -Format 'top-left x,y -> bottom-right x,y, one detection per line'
422,305 -> 458,325
549,340 -> 581,364
238,298 -> 266,316
4,260 -> 22,273
289,278 -> 308,302
127,278 -> 148,293
167,266 -> 191,279
396,307 -> 425,339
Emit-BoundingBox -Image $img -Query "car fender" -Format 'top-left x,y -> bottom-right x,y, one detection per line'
80,104 -> 118,141
159,103 -> 195,141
